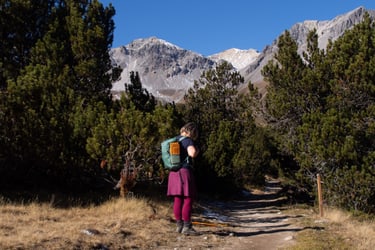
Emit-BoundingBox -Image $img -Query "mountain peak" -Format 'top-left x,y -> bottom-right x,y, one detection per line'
126,36 -> 183,51
110,37 -> 215,103
209,48 -> 260,70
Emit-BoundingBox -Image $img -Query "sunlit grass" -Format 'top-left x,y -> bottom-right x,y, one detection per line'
0,196 -> 172,249
284,206 -> 375,250
325,208 -> 375,250
1,194 -> 374,249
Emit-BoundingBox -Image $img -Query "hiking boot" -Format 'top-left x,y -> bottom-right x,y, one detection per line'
181,221 -> 200,235
176,220 -> 183,233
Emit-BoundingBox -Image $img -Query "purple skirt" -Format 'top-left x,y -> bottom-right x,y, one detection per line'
167,168 -> 196,197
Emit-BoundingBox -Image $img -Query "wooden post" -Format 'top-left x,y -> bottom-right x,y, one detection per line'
317,174 -> 324,217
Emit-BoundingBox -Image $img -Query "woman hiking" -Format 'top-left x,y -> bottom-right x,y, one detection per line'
167,122 -> 200,235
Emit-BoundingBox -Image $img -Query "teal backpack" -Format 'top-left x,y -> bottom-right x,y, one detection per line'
161,136 -> 187,171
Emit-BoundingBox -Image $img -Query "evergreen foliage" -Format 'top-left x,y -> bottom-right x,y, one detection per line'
0,0 -> 116,188
184,62 -> 272,190
124,71 -> 156,112
86,100 -> 181,182
0,0 -> 54,88
262,13 -> 375,213
184,61 -> 243,137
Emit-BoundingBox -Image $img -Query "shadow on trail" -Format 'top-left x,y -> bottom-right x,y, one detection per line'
194,179 -> 324,239
210,226 -> 325,237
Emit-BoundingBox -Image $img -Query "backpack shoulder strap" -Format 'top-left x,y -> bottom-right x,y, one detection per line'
178,136 -> 186,142
177,136 -> 190,165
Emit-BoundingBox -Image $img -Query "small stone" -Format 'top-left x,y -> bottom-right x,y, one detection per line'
81,229 -> 100,236
284,236 -> 294,241
314,219 -> 328,223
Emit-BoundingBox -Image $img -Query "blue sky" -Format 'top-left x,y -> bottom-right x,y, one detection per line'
101,0 -> 375,56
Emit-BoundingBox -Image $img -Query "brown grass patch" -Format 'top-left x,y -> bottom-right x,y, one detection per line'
324,208 -> 375,250
285,207 -> 375,250
1,191 -> 374,250
0,197 -> 174,249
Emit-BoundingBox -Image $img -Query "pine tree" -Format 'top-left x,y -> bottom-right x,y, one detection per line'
183,61 -> 271,190
262,30 -> 308,131
0,0 -> 54,88
1,0 -> 117,187
64,0 -> 115,102
124,71 -> 156,112
86,101 -> 180,183
264,13 -> 375,213
298,13 -> 375,212
184,61 -> 244,136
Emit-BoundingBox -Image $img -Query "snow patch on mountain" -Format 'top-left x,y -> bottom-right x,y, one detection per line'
209,48 -> 260,70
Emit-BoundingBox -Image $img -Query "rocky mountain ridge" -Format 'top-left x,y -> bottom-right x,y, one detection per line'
110,37 -> 215,102
240,6 -> 375,94
110,6 -> 375,103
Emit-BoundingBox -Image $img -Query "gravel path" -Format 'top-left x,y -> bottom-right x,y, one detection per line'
162,179 -> 306,250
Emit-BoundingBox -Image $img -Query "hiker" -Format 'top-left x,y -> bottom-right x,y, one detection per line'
167,122 -> 200,235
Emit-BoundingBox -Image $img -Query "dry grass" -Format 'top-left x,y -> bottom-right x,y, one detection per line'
324,208 -> 375,250
285,207 -> 375,250
0,196 -> 174,249
1,192 -> 375,250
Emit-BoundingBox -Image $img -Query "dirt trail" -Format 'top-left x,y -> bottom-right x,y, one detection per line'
160,179 -> 306,250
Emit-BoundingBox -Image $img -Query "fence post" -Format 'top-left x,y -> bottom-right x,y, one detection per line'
317,174 -> 324,217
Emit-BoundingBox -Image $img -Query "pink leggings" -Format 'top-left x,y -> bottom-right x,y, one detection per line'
173,196 -> 193,222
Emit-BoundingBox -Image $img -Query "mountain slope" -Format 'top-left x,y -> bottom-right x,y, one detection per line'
240,6 -> 375,95
110,37 -> 215,102
110,7 -> 375,103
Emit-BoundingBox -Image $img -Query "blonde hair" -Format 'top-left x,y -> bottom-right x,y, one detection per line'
180,122 -> 199,140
